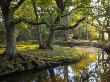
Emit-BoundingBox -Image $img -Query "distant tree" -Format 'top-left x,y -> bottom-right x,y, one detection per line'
0,22 -> 6,44
90,0 -> 110,41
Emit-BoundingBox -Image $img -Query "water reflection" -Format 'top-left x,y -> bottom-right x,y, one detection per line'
0,48 -> 110,82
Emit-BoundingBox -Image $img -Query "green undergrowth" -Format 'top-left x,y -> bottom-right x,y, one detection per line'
0,45 -> 83,76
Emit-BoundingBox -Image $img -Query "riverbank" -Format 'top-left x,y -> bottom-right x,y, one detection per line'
55,40 -> 107,50
0,45 -> 83,76
100,42 -> 110,54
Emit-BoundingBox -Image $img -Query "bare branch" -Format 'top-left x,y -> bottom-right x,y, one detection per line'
53,17 -> 86,30
61,6 -> 104,18
23,19 -> 47,25
13,17 -> 48,26
32,0 -> 38,22
86,21 -> 99,28
54,7 -> 83,25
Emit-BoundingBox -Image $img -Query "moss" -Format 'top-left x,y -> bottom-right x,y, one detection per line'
0,61 -> 15,73
15,62 -> 25,71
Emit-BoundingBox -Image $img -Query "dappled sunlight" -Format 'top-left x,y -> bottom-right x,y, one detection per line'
0,44 -> 38,54
16,44 -> 38,51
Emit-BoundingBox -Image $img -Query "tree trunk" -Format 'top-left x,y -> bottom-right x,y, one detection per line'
5,25 -> 16,59
0,0 -> 25,59
64,30 -> 69,41
101,31 -> 105,41
108,32 -> 110,41
32,0 -> 45,49
99,32 -> 101,41
37,27 -> 46,49
47,29 -> 55,49
1,3 -> 17,58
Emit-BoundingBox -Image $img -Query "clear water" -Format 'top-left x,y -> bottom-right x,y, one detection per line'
0,47 -> 110,82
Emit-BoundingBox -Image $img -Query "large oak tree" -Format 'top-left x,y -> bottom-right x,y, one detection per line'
0,0 -> 25,59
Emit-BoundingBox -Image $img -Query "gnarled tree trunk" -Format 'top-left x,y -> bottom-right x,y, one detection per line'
5,25 -> 16,58
0,0 -> 27,59
1,4 -> 17,59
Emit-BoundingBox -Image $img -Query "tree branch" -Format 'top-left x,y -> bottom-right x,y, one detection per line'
61,7 -> 79,18
86,21 -> 99,28
52,17 -> 86,30
13,17 -> 48,26
61,6 -> 103,18
32,0 -> 38,22
23,19 -> 47,25
55,0 -> 64,13
12,0 -> 25,12
54,7 -> 79,25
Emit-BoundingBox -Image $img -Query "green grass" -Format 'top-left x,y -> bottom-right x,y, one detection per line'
0,44 -> 83,76
0,43 -> 37,54
20,45 -> 81,62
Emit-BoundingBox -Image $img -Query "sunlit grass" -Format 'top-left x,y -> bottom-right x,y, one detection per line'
20,45 -> 81,62
0,44 -> 38,54
0,44 -> 81,61
16,44 -> 38,51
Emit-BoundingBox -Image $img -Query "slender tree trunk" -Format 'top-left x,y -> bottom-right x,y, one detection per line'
99,31 -> 101,41
36,27 -> 45,49
47,29 -> 55,49
101,31 -> 105,41
64,30 -> 69,41
5,25 -> 16,58
108,32 -> 110,41
32,0 -> 46,49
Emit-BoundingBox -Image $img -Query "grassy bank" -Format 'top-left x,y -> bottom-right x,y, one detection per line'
0,45 -> 83,76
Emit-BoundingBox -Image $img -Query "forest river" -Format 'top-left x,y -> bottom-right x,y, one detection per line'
0,46 -> 110,82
